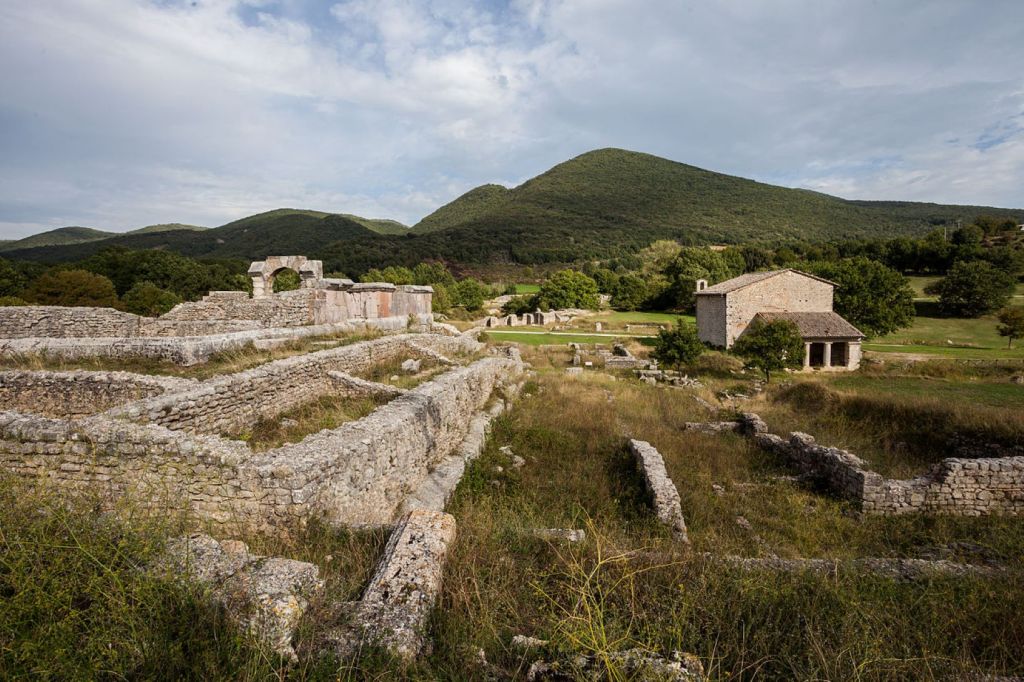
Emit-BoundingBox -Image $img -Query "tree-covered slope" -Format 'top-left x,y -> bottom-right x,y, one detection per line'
0,226 -> 115,252
412,148 -> 1022,242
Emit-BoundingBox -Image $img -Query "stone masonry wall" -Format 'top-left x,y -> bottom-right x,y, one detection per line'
724,272 -> 833,347
0,351 -> 519,532
0,370 -> 196,418
107,333 -> 479,436
0,306 -> 144,339
749,419 -> 1024,516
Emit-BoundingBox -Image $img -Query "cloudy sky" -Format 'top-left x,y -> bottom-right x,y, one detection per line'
1,0 -> 1022,239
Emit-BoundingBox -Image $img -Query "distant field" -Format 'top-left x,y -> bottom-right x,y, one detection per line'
512,283 -> 541,293
905,275 -> 940,300
597,310 -> 691,325
867,314 -> 1024,359
830,375 -> 1024,409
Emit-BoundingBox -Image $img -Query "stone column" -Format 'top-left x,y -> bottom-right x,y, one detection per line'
803,342 -> 811,369
823,342 -> 832,368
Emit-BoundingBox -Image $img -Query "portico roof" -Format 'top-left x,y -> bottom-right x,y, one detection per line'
752,311 -> 864,339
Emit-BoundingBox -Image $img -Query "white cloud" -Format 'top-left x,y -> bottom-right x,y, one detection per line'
0,0 -> 1021,240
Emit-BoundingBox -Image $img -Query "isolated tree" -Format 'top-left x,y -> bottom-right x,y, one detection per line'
996,307 -> 1024,349
121,281 -> 182,316
804,257 -> 915,336
26,269 -> 120,308
935,260 -> 1016,317
535,270 -> 600,310
652,319 -> 705,368
731,319 -> 804,382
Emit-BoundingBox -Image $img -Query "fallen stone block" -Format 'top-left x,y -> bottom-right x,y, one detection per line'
532,528 -> 586,543
682,421 -> 741,434
629,439 -> 690,544
157,534 -> 324,661
401,358 -> 422,373
328,510 -> 457,661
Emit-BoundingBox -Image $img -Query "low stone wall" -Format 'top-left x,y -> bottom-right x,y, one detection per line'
0,350 -> 519,532
0,306 -> 143,338
0,370 -> 195,418
108,333 -> 479,435
747,415 -> 1024,516
0,316 -> 432,366
629,439 -> 689,543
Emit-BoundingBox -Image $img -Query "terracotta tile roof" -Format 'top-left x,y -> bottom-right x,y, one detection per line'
696,269 -> 836,295
752,311 -> 864,339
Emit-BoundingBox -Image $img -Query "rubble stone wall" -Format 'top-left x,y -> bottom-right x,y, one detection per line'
0,350 -> 518,531
0,306 -> 143,338
0,370 -> 196,418
107,333 -> 479,436
753,426 -> 1024,516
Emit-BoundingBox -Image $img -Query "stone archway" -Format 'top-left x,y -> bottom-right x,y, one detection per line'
248,256 -> 324,298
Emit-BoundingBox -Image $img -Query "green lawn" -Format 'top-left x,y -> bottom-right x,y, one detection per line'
830,375 -> 1024,409
483,331 -> 635,346
513,283 -> 541,294
867,314 -> 1024,359
597,310 -> 693,325
905,275 -> 939,300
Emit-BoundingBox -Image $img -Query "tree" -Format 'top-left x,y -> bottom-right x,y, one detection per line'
121,281 -> 182,316
731,319 -> 804,382
659,247 -> 740,311
0,257 -> 29,297
935,260 -> 1016,317
412,262 -> 455,287
610,274 -> 648,311
996,307 -> 1024,349
25,269 -> 120,308
652,320 -> 705,368
803,257 -> 915,337
501,295 -> 536,315
450,278 -> 488,311
535,270 -> 600,310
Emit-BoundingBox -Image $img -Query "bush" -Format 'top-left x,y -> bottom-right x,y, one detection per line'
935,261 -> 1016,317
25,269 -> 120,308
271,268 -> 301,292
731,318 -> 804,382
501,295 -> 536,316
450,278 -> 488,312
652,319 -> 705,368
0,295 -> 28,306
121,281 -> 182,316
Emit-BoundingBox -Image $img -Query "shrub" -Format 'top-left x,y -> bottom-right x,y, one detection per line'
25,269 -> 120,308
0,295 -> 28,306
652,319 -> 705,368
731,318 -> 804,382
450,278 -> 488,312
501,295 -> 536,316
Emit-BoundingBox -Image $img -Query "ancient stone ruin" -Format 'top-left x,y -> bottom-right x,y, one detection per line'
0,255 -> 433,365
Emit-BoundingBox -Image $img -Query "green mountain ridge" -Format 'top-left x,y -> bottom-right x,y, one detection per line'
3,149 -> 1021,274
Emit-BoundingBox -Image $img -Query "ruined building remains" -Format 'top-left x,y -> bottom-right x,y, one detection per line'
695,269 -> 863,371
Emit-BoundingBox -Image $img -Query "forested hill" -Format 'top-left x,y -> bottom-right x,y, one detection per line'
412,148 -> 1021,241
4,149 -> 1020,273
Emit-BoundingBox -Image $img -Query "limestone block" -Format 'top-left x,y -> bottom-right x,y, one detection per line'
629,439 -> 689,543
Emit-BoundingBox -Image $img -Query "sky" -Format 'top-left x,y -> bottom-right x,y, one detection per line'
1,0 -> 1023,240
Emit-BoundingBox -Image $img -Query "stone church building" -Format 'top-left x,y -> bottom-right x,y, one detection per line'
695,269 -> 864,371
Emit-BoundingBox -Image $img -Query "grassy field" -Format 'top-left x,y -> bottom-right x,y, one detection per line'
2,337 -> 1023,679
866,313 -> 1024,360
483,331 -> 636,346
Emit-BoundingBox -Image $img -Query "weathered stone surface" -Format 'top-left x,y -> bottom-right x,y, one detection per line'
526,649 -> 705,681
532,528 -> 586,543
744,414 -> 1024,517
682,421 -> 741,434
0,370 -> 196,417
158,534 -> 323,661
629,439 -> 690,543
329,510 -> 457,660
327,370 -> 407,399
710,553 -> 1002,581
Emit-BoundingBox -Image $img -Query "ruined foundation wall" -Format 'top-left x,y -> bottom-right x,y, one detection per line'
754,428 -> 1024,516
253,353 -> 523,527
0,351 -> 517,531
108,333 -> 479,436
0,306 -> 144,338
0,370 -> 196,418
